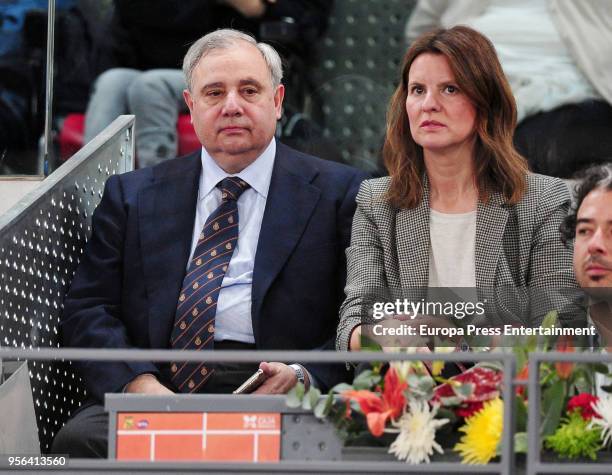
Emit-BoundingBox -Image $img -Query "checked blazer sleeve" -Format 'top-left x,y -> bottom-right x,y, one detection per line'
523,175 -> 584,326
337,180 -> 389,351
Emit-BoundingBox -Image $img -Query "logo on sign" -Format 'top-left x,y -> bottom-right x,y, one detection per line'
123,416 -> 134,429
257,415 -> 276,429
243,415 -> 257,429
242,414 -> 277,429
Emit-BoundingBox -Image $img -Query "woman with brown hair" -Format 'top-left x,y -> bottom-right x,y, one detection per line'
336,26 -> 583,352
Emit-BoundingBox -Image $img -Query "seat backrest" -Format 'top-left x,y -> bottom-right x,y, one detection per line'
309,0 -> 417,174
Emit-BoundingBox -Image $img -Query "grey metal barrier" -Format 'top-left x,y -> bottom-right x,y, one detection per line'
0,116 -> 135,452
527,351 -> 612,475
0,347 -> 516,474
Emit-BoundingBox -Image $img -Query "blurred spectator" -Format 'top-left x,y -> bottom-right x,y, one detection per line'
405,0 -> 612,178
84,0 -> 332,168
1,0 -> 111,174
0,0 -> 64,172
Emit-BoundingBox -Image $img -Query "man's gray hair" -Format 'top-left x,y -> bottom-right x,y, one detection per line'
183,29 -> 283,91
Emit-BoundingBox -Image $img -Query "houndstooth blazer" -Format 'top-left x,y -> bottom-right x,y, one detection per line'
336,173 -> 584,351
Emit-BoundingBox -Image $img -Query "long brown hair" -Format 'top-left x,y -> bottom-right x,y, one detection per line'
384,26 -> 528,209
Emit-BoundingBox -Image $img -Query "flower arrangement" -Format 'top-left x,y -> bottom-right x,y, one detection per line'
287,351 -> 506,464
286,312 -> 612,465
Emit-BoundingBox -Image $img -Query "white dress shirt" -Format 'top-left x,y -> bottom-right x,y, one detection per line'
188,139 -> 276,343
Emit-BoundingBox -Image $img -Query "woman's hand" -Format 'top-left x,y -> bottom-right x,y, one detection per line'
348,325 -> 362,351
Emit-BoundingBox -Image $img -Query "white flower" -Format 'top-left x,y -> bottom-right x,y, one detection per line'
388,400 -> 449,464
389,348 -> 431,378
589,394 -> 612,447
390,360 -> 414,381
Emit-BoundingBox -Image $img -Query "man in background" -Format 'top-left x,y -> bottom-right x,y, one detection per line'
562,164 -> 612,348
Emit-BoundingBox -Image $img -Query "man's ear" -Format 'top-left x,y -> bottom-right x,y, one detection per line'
274,84 -> 285,120
183,89 -> 194,122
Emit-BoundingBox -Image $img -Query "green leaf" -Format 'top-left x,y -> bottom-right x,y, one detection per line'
514,397 -> 528,432
331,382 -> 353,394
407,374 -> 434,400
286,382 -> 305,408
352,370 -> 381,390
540,380 -> 566,438
571,368 -> 592,394
541,311 -> 559,329
592,363 -> 610,374
314,392 -> 335,419
539,311 -> 559,351
513,347 -> 527,374
452,382 -> 475,399
360,335 -> 383,352
514,432 -> 528,454
302,387 -> 322,411
526,333 -> 538,353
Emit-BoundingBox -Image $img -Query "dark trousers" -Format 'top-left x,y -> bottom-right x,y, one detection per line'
51,341 -> 258,458
514,99 -> 612,178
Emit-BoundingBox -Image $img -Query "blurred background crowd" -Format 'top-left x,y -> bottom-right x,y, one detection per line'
1,0 -> 610,179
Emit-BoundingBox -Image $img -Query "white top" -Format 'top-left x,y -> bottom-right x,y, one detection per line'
188,139 -> 276,343
428,209 -> 477,288
465,0 -> 600,121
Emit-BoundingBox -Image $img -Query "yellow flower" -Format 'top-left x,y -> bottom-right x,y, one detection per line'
454,397 -> 503,464
431,342 -> 454,376
431,361 -> 445,376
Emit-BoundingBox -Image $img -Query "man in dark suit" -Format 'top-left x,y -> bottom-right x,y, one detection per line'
52,28 -> 366,456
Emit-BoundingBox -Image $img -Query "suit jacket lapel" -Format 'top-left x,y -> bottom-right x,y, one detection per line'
475,190 -> 509,288
251,144 -> 321,342
138,153 -> 201,349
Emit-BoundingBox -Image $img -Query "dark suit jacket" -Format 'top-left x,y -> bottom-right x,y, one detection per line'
61,142 -> 367,401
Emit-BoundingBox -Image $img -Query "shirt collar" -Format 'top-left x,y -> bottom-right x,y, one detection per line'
199,138 -> 276,201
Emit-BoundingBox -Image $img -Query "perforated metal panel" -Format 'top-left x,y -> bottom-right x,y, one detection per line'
0,117 -> 134,452
311,0 -> 417,173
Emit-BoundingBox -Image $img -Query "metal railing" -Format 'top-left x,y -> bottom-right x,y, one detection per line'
527,351 -> 612,475
1,347 -> 517,474
0,115 -> 135,452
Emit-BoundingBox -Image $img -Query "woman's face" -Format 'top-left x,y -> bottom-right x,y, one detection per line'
405,53 -> 477,155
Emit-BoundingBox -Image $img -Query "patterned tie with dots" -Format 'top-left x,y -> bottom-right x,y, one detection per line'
170,177 -> 250,393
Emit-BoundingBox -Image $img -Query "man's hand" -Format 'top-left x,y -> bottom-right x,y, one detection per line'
252,362 -> 306,394
124,374 -> 174,395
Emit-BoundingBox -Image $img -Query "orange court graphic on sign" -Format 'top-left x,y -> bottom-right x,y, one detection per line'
115,412 -> 281,462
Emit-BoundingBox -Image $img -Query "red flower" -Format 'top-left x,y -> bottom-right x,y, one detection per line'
434,367 -> 502,402
455,401 -> 484,418
567,393 -> 600,420
433,367 -> 502,418
516,365 -> 529,399
342,367 -> 407,437
554,335 -> 575,379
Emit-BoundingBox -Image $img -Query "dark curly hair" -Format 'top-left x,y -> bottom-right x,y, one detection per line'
560,163 -> 612,247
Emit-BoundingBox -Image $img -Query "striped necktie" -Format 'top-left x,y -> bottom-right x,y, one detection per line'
169,176 -> 250,393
